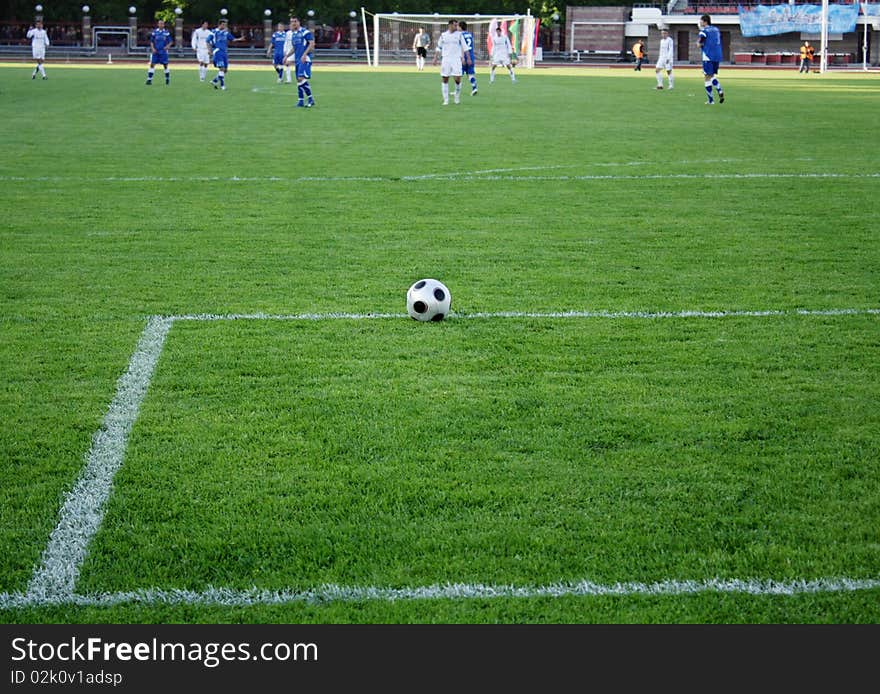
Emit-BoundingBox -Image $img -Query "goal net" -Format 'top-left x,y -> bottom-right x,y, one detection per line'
362,11 -> 538,68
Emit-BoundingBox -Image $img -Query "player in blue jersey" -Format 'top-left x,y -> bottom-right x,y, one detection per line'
457,20 -> 478,96
267,22 -> 287,83
283,16 -> 315,108
207,18 -> 246,90
146,19 -> 173,85
698,14 -> 725,105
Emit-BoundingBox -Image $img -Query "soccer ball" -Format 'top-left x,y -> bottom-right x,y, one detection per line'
406,278 -> 451,322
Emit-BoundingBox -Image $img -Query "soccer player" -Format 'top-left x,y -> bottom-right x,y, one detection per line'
698,14 -> 725,104
146,18 -> 173,86
283,16 -> 315,107
654,28 -> 674,90
282,19 -> 294,83
267,21 -> 287,83
412,27 -> 430,71
26,19 -> 50,80
207,18 -> 246,91
457,20 -> 478,95
432,19 -> 470,106
489,24 -> 516,83
191,20 -> 212,82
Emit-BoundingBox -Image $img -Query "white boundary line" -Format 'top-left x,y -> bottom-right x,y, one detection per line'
24,316 -> 174,602
4,577 -> 880,608
7,307 -> 879,609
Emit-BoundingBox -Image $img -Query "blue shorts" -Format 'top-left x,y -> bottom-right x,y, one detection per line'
273,50 -> 285,66
702,60 -> 720,76
296,60 -> 312,80
150,50 -> 169,66
213,50 -> 228,69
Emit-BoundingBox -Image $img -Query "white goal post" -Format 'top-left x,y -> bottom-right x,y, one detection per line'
362,10 -> 538,68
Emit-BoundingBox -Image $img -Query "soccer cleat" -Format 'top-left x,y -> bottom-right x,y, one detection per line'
212,81 -> 218,89
454,97 -> 460,104
471,88 -> 478,96
306,100 -> 314,108
655,85 -> 663,90
296,100 -> 305,107
705,99 -> 714,105
221,86 -> 226,91
719,92 -> 725,104
32,73 -> 36,79
145,79 -> 152,85
442,100 -> 448,106
277,78 -> 283,84
42,75 -> 47,79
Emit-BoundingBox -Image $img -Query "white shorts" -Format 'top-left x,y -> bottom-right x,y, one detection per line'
196,48 -> 210,64
655,58 -> 673,71
32,46 -> 46,60
491,53 -> 511,66
440,58 -> 462,78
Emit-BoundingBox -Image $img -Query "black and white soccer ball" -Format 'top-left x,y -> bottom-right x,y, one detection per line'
406,278 -> 451,322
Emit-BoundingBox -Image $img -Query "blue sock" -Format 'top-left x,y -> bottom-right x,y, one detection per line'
712,78 -> 723,95
297,84 -> 304,102
705,84 -> 713,100
147,69 -> 154,80
302,81 -> 312,98
470,75 -> 477,89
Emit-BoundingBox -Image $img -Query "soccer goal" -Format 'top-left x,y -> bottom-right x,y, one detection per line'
362,10 -> 538,68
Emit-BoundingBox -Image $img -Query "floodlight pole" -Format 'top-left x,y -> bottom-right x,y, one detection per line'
820,0 -> 829,73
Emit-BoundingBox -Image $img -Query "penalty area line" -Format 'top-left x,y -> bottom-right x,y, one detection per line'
24,316 -> 174,602
168,308 -> 880,322
3,577 -> 880,608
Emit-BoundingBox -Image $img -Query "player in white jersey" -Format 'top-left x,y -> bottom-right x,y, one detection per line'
191,20 -> 212,82
432,19 -> 470,106
654,29 -> 674,90
489,25 -> 516,83
27,20 -> 50,80
282,20 -> 294,83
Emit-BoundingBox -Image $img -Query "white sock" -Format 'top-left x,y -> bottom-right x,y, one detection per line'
441,82 -> 449,101
668,73 -> 674,88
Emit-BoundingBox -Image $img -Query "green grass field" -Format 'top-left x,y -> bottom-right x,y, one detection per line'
1,61 -> 878,624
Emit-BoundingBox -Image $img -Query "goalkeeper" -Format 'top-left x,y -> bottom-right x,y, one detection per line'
489,24 -> 517,83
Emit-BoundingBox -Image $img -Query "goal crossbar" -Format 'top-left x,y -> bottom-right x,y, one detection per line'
363,10 -> 537,68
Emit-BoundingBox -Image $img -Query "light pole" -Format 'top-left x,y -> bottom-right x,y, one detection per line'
81,5 -> 91,50
349,10 -> 358,55
128,6 -> 137,51
552,13 -> 561,55
174,7 -> 183,55
263,9 -> 272,51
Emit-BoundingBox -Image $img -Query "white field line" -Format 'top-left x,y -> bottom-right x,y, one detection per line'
12,307 -> 879,610
24,316 -> 174,602
3,577 -> 880,608
171,308 -> 880,322
0,172 -> 878,184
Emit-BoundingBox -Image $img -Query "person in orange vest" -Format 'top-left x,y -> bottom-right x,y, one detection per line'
633,39 -> 646,71
799,41 -> 815,73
